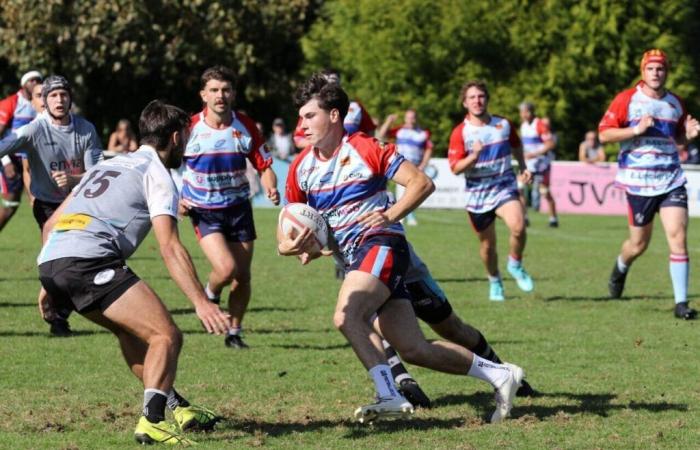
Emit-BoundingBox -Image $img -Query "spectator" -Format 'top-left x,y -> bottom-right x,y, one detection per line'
267,117 -> 294,161
107,119 -> 138,153
578,131 -> 606,163
685,143 -> 700,165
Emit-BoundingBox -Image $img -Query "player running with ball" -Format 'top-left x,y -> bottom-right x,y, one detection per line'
278,73 -> 524,424
600,49 -> 700,319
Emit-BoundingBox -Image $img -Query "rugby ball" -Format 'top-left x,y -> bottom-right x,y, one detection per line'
278,203 -> 328,250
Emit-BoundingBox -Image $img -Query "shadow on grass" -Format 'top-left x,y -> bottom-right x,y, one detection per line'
217,416 -> 464,439
432,391 -> 687,420
270,342 -> 351,351
0,329 -> 109,337
0,301 -> 35,308
0,276 -> 40,282
543,294 -> 698,302
169,306 -> 309,316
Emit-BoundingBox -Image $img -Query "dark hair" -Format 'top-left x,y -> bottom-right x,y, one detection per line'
200,65 -> 236,90
460,80 -> 489,102
139,100 -> 190,149
294,73 -> 349,119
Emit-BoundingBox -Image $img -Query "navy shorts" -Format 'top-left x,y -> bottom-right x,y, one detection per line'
189,200 -> 257,242
33,199 -> 62,230
468,191 -> 520,232
39,257 -> 140,314
348,233 -> 410,300
0,155 -> 23,197
626,186 -> 687,227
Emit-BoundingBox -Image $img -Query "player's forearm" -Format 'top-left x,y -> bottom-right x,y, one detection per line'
377,119 -> 392,141
599,127 -> 637,144
386,176 -> 434,223
160,241 -> 209,308
451,153 -> 479,174
260,167 -> 278,192
418,149 -> 432,170
0,132 -> 26,158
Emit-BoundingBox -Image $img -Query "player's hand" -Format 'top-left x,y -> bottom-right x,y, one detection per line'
386,113 -> 398,123
278,227 -> 316,256
38,291 -> 57,322
520,170 -> 533,185
686,115 -> 700,141
3,163 -> 17,179
266,187 -> 280,205
358,210 -> 392,228
51,170 -> 69,188
195,301 -> 230,335
636,114 -> 654,135
298,247 -> 333,265
178,199 -> 192,218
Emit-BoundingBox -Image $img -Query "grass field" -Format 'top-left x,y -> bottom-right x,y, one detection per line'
1,203 -> 699,449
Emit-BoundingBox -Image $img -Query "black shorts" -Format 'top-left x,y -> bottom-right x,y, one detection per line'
38,257 -> 140,314
406,278 -> 453,324
626,186 -> 688,227
33,199 -> 62,230
189,201 -> 256,242
467,191 -> 520,232
348,233 -> 410,300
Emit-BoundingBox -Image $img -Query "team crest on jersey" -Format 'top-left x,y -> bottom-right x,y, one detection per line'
495,123 -> 503,130
232,130 -> 242,139
340,156 -> 351,166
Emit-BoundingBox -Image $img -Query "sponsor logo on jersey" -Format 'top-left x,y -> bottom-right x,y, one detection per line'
54,213 -> 92,231
214,139 -> 226,149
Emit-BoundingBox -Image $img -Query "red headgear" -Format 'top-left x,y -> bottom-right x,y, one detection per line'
640,49 -> 669,76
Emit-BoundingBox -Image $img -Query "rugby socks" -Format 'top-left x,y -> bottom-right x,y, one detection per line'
369,364 -> 399,399
143,389 -> 168,423
382,339 -> 413,384
227,327 -> 242,337
205,283 -> 220,304
471,332 -> 503,364
507,254 -> 521,270
616,255 -> 629,274
669,254 -> 689,304
166,388 -> 190,410
467,355 -> 511,389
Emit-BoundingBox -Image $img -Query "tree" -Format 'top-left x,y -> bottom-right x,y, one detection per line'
302,0 -> 700,158
0,0 -> 319,139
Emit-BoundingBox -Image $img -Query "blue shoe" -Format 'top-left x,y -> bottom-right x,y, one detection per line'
507,264 -> 534,292
489,280 -> 505,301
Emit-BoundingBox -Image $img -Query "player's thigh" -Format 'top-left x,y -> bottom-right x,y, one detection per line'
199,232 -> 236,274
376,299 -> 427,353
496,199 -> 525,231
101,281 -> 179,343
659,206 -> 688,248
475,219 -> 497,245
336,270 -> 391,324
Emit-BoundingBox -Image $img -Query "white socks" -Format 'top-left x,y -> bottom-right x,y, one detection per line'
467,355 -> 511,389
369,364 -> 398,399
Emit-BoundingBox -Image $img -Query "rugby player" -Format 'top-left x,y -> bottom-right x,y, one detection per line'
377,109 -> 433,226
38,100 -> 230,445
599,49 -> 700,319
519,102 -> 559,227
179,66 -> 279,349
448,81 -> 534,301
0,75 -> 103,336
0,70 -> 42,231
279,74 -> 524,424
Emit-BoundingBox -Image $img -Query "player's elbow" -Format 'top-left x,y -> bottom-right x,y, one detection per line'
598,131 -> 611,144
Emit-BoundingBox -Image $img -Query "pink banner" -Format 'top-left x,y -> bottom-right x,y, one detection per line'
546,162 -> 627,215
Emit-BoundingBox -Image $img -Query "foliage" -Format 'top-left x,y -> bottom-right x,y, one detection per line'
0,0 -> 318,138
303,0 -> 700,158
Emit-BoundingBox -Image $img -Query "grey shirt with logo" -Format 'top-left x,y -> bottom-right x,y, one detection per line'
0,112 -> 103,203
38,146 -> 179,264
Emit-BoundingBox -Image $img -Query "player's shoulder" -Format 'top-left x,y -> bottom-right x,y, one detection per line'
611,86 -> 638,105
190,111 -> 203,130
665,90 -> 686,110
347,132 -> 382,152
233,110 -> 258,134
491,114 -> 511,126
72,114 -> 98,132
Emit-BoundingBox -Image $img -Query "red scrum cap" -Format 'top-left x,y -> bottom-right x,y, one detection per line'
640,49 -> 669,75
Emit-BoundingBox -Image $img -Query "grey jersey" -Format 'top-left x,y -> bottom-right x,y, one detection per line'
0,112 -> 103,203
38,146 -> 179,264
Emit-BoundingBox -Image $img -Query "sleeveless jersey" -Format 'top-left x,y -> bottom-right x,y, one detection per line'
448,115 -> 521,213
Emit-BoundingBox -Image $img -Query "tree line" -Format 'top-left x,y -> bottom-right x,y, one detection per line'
1,0 -> 698,159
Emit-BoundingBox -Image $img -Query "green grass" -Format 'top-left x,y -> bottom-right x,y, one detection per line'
1,203 -> 699,449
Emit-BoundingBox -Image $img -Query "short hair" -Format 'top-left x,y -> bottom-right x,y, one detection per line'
200,65 -> 236,90
139,100 -> 190,150
519,101 -> 535,112
294,73 -> 350,119
460,80 -> 489,102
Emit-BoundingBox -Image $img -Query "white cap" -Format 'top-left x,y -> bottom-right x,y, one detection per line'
20,70 -> 43,86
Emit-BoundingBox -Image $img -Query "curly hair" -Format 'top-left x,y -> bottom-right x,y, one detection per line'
294,73 -> 349,119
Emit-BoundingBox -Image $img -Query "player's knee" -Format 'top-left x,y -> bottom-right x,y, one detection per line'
629,239 -> 649,256
214,260 -> 236,282
233,269 -> 251,285
332,310 -> 349,332
398,344 -> 430,366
